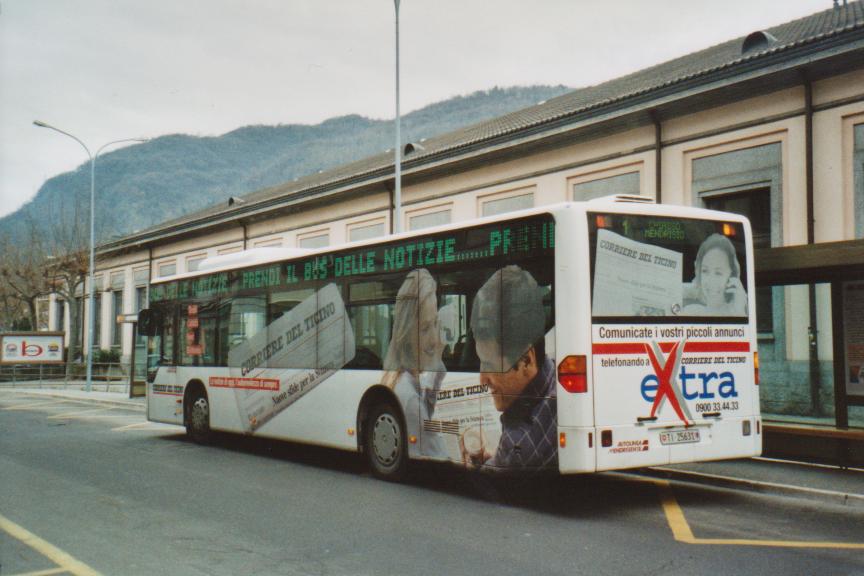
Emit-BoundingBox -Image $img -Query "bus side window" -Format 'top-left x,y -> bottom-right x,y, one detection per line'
159,306 -> 176,366
221,296 -> 267,368
436,269 -> 490,373
345,278 -> 400,370
268,288 -> 315,369
179,301 -> 218,367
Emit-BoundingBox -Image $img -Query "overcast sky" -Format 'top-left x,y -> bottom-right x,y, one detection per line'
0,0 -> 832,218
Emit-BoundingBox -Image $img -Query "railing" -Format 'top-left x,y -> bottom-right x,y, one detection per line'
0,361 -> 134,390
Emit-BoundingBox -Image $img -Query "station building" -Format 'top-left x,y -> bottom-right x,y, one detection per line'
40,2 -> 864,464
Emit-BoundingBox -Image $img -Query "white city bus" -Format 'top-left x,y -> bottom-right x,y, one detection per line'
140,197 -> 761,479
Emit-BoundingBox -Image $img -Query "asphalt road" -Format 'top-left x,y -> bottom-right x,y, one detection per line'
1,391 -> 862,576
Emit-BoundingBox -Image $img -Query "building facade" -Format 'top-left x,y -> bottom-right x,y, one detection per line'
41,3 -> 864,463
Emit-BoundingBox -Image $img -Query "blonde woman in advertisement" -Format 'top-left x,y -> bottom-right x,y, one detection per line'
682,233 -> 747,317
382,268 -> 448,459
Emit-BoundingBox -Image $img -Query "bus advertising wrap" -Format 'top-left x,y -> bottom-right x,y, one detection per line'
224,283 -> 356,432
147,214 -> 559,471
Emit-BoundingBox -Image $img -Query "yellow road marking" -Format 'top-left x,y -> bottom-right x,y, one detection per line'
111,422 -> 174,432
0,512 -> 103,576
12,567 -> 69,575
48,408 -> 111,419
655,479 -> 864,549
3,401 -> 70,411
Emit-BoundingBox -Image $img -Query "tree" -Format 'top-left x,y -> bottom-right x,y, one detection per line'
0,198 -> 92,376
42,197 -> 92,369
0,278 -> 28,331
0,219 -> 51,331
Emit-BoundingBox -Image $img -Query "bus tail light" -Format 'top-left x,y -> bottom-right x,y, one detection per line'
558,355 -> 587,393
601,430 -> 613,447
559,432 -> 567,448
754,351 -> 760,386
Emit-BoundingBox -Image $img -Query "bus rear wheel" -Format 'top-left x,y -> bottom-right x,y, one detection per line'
366,403 -> 407,481
186,392 -> 211,444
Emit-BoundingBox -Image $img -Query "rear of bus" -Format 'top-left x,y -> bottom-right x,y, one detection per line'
557,202 -> 761,473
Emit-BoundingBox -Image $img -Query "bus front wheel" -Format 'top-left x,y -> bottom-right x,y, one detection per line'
186,392 -> 211,444
365,403 -> 407,481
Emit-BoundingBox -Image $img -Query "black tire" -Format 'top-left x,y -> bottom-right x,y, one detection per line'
186,391 -> 212,444
365,403 -> 408,481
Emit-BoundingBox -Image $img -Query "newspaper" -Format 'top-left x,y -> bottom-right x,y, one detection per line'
592,229 -> 683,316
226,282 -> 355,432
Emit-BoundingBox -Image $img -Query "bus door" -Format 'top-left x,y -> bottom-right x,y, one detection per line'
146,304 -> 184,423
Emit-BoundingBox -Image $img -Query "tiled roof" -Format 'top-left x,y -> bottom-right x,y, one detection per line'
114,1 -> 864,248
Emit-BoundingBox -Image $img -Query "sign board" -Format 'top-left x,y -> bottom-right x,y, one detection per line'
844,281 -> 864,397
0,332 -> 65,364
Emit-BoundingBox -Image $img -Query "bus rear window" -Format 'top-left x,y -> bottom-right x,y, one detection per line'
588,213 -> 748,321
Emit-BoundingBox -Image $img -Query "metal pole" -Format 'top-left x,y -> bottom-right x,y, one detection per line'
86,155 -> 96,392
33,121 -> 147,393
393,0 -> 402,234
128,321 -> 137,398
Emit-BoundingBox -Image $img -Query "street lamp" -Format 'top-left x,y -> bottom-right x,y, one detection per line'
33,120 -> 147,393
393,0 -> 402,233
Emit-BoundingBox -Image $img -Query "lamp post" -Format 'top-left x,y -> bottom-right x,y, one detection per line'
33,120 -> 146,392
393,0 -> 402,234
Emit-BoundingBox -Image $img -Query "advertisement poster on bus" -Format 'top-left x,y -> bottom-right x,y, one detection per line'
380,263 -> 557,470
148,214 -> 559,471
588,215 -> 752,462
224,282 -> 356,432
0,332 -> 65,364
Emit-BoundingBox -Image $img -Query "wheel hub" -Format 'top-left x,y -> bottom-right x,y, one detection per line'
373,413 -> 399,465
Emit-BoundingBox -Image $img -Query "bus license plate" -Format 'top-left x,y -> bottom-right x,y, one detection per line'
659,429 -> 701,446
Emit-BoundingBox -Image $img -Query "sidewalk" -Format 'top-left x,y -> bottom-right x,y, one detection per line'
0,383 -> 145,410
633,458 -> 864,509
2,385 -> 862,506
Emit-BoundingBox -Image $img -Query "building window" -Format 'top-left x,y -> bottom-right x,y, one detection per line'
135,286 -> 148,346
349,221 -> 385,242
254,240 -> 283,248
573,171 -> 641,200
92,293 -> 102,349
112,290 -> 123,348
54,299 -> 65,332
855,123 -> 864,239
72,297 -> 83,355
481,192 -> 534,217
408,209 -> 451,231
298,233 -> 329,249
703,188 -> 773,334
158,262 -> 176,277
133,268 -> 149,287
186,256 -> 206,272
36,299 -> 49,330
693,142 -> 782,245
694,142 -> 782,337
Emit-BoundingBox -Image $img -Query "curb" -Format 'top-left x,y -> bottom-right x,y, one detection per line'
2,389 -> 146,412
632,467 -> 864,510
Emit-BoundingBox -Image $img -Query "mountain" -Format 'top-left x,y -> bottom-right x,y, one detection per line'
0,85 -> 572,244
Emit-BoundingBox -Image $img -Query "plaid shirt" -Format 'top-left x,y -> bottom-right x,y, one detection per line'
489,356 -> 558,470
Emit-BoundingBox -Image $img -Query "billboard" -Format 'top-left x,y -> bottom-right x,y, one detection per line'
0,332 -> 65,364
